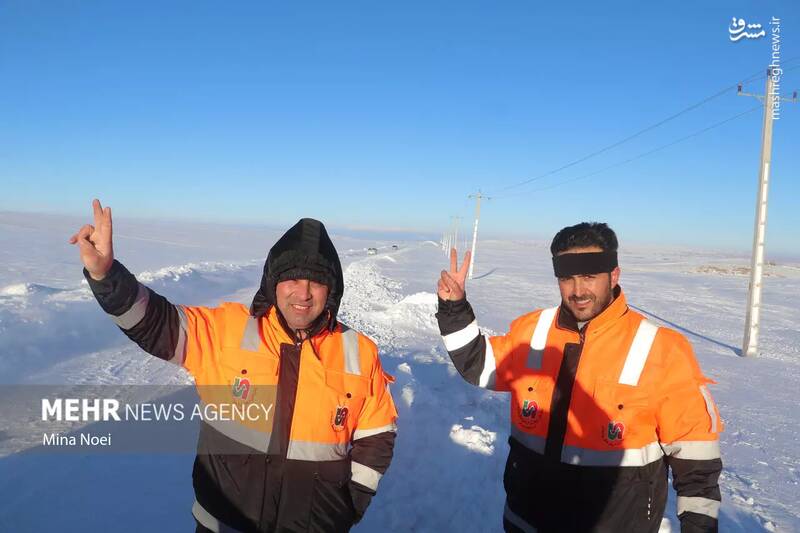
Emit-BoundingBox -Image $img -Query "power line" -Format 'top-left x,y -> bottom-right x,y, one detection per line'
492,104 -> 762,198
487,60 -> 799,195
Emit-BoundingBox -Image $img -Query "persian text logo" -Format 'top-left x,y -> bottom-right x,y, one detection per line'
729,17 -> 766,42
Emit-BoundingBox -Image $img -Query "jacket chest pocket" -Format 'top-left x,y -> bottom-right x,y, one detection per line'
196,348 -> 280,436
511,375 -> 552,432
218,347 -> 279,386
321,370 -> 371,435
593,380 -> 653,444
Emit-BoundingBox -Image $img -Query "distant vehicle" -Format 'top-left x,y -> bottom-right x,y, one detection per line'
367,247 -> 378,255
391,245 -> 399,250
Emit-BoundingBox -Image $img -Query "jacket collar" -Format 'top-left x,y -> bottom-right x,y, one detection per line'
264,306 -> 332,345
556,285 -> 627,335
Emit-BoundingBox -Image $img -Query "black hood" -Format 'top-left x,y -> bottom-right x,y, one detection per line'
250,218 -> 344,332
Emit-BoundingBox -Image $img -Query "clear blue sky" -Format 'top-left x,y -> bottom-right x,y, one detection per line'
1,1 -> 798,255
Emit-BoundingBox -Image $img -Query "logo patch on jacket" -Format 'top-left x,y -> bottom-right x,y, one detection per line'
518,399 -> 542,428
232,377 -> 251,401
332,405 -> 349,431
603,421 -> 625,445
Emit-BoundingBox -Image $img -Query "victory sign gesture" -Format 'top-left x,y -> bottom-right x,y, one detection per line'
69,199 -> 114,280
438,248 -> 471,301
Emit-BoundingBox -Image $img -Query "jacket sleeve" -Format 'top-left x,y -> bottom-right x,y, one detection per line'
348,352 -> 398,523
84,259 -> 217,374
654,331 -> 723,533
435,296 -> 516,392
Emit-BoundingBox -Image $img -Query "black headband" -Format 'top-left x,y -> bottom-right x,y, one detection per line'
552,251 -> 618,277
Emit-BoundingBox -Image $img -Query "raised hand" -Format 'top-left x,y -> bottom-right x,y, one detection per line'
437,248 -> 471,301
69,199 -> 114,280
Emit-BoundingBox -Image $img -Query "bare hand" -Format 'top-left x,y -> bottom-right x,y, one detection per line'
69,199 -> 114,280
438,248 -> 471,301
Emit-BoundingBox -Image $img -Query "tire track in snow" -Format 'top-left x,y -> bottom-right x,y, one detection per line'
338,253 -> 512,532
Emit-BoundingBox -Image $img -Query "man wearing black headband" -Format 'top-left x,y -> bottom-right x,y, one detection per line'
436,222 -> 722,533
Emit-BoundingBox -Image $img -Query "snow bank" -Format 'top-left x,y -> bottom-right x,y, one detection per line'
1,226 -> 799,531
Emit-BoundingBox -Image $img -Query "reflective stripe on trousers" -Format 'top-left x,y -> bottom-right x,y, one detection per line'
192,500 -> 242,533
677,496 -> 720,519
504,503 -> 538,533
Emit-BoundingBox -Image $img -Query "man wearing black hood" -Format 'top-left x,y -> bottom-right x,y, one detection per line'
71,199 -> 398,532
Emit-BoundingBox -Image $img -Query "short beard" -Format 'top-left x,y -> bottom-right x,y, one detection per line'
589,277 -> 615,319
567,276 -> 615,321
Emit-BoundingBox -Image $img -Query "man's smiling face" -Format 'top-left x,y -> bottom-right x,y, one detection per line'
275,278 -> 329,333
556,245 -> 620,322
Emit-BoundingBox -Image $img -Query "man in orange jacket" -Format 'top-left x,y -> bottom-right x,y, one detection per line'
71,200 -> 398,532
437,222 -> 723,533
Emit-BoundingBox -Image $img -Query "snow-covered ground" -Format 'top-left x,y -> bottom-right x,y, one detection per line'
0,213 -> 798,532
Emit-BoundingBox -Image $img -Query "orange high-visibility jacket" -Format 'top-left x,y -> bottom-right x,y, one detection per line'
437,287 -> 723,533
178,301 -> 398,460
87,258 -> 398,532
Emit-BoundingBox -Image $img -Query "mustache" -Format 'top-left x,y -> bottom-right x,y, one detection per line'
569,294 -> 595,303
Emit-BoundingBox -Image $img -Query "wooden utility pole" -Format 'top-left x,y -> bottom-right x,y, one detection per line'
738,68 -> 796,356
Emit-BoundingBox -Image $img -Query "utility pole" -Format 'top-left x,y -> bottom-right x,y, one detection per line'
467,191 -> 491,279
453,216 -> 462,253
445,216 -> 459,257
738,69 -> 797,357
